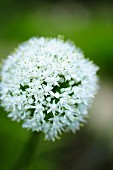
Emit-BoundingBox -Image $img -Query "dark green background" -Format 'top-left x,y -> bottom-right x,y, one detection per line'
0,0 -> 113,170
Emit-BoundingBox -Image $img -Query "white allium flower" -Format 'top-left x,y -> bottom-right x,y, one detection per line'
0,37 -> 99,141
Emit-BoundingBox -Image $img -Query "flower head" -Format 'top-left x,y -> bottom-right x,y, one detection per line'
0,37 -> 99,141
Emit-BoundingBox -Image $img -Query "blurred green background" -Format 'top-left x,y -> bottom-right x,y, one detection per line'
0,0 -> 113,170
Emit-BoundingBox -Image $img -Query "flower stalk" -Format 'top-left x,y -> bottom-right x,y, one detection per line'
14,132 -> 40,170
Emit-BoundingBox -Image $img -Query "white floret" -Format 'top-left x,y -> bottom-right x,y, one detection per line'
0,37 -> 99,141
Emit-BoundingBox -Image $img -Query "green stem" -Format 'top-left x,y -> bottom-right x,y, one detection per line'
14,132 -> 40,170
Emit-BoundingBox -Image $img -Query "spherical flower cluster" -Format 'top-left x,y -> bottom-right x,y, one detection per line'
0,37 -> 99,141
